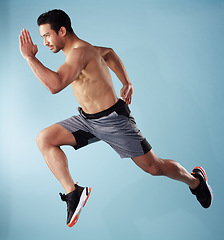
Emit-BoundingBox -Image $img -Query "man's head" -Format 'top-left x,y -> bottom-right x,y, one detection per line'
37,9 -> 74,35
37,9 -> 74,53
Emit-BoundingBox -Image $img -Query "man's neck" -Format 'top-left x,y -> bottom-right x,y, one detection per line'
62,33 -> 79,56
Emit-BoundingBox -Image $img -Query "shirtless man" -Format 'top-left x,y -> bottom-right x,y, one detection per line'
19,9 -> 213,227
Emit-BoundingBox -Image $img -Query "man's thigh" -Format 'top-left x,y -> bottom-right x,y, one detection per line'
39,124 -> 77,147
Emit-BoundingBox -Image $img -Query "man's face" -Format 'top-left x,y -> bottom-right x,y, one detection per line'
39,24 -> 63,53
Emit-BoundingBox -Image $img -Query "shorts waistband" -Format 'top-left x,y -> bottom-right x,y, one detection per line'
79,99 -> 126,119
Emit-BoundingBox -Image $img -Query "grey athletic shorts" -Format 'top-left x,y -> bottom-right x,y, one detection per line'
57,99 -> 152,158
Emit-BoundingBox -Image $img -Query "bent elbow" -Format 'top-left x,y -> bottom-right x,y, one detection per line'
104,48 -> 114,62
106,48 -> 114,55
50,89 -> 57,94
107,47 -> 113,52
49,86 -> 60,94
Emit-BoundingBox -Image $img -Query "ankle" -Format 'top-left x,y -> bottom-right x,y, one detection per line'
189,177 -> 200,190
65,185 -> 76,194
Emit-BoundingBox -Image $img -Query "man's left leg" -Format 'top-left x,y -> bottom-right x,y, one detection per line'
132,149 -> 213,208
132,149 -> 199,188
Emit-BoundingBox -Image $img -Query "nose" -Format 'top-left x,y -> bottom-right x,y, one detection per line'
44,37 -> 49,46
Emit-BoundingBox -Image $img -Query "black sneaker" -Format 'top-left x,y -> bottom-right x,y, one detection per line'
190,166 -> 213,208
59,183 -> 91,227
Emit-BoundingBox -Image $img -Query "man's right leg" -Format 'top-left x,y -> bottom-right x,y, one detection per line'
36,123 -> 77,194
36,123 -> 91,227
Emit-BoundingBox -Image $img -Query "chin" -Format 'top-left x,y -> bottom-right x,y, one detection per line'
52,49 -> 60,53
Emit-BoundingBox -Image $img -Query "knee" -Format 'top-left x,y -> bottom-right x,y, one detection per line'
36,128 -> 50,152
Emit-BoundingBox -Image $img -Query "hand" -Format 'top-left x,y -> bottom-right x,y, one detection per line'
120,83 -> 133,105
19,29 -> 38,60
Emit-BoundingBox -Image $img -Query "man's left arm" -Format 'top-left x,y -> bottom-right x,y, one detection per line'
95,46 -> 133,105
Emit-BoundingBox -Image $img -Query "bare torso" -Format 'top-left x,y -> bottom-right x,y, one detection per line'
69,40 -> 118,114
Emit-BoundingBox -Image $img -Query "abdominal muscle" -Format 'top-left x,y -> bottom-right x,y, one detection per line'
65,39 -> 123,113
71,58 -> 118,114
72,80 -> 118,114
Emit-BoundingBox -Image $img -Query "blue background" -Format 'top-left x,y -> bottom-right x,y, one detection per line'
1,0 -> 223,239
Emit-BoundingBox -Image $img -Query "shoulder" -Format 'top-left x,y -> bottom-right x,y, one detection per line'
67,47 -> 86,58
94,46 -> 113,57
65,47 -> 88,65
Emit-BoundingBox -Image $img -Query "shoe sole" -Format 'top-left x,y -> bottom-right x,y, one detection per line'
192,166 -> 214,208
67,187 -> 91,228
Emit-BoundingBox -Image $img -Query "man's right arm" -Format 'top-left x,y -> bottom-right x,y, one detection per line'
19,29 -> 86,94
26,57 -> 63,94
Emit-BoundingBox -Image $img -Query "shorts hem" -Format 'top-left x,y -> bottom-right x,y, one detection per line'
120,146 -> 152,159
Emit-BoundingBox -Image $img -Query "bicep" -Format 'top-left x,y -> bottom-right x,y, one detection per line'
56,62 -> 80,87
56,49 -> 86,88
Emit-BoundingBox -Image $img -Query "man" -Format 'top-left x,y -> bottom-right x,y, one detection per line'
19,9 -> 213,227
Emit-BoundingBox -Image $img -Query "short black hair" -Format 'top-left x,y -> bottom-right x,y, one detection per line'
37,9 -> 74,34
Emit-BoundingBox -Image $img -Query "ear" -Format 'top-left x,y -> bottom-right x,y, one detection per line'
59,26 -> 67,37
